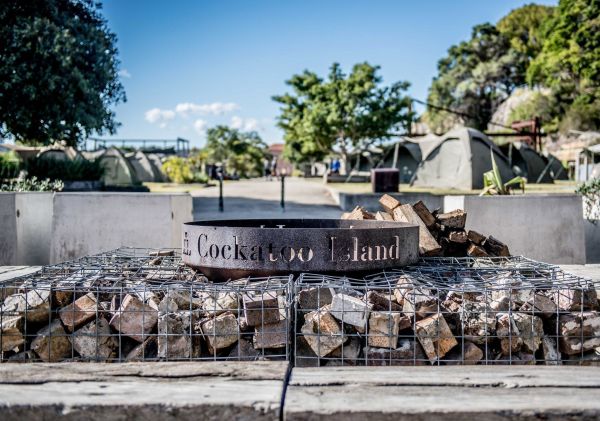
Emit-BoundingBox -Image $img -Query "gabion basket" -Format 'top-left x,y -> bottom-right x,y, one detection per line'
294,256 -> 600,366
0,248 -> 293,363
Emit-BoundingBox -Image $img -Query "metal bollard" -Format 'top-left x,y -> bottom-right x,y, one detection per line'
218,172 -> 224,212
280,174 -> 285,211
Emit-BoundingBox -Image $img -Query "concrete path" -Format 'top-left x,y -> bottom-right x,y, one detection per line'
192,178 -> 341,220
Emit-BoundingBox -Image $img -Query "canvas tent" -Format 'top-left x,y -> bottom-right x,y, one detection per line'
146,153 -> 166,182
37,145 -> 82,161
411,127 -> 514,190
94,147 -> 139,186
501,142 -> 553,183
380,141 -> 423,183
541,152 -> 568,181
126,151 -> 165,182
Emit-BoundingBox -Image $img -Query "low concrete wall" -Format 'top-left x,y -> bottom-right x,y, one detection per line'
15,193 -> 53,266
0,192 -> 193,266
0,193 -> 17,265
50,193 -> 192,264
445,195 -> 586,264
585,221 -> 600,264
337,192 -> 444,213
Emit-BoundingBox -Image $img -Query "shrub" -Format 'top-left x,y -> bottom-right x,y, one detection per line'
26,156 -> 104,181
577,178 -> 600,222
162,156 -> 208,184
1,175 -> 63,192
0,151 -> 21,180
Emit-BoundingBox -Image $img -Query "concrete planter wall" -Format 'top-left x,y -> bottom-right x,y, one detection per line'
0,193 -> 17,265
444,195 -> 586,264
585,221 -> 600,263
0,192 -> 193,266
15,192 -> 53,266
335,191 -> 444,214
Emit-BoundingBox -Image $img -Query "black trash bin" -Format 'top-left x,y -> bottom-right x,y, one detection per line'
371,168 -> 399,193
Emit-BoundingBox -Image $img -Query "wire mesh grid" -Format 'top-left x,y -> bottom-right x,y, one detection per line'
0,248 -> 293,363
294,256 -> 600,366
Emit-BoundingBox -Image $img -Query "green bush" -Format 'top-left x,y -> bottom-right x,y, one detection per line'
162,156 -> 208,184
0,151 -> 21,180
577,178 -> 600,222
1,175 -> 63,192
26,156 -> 104,181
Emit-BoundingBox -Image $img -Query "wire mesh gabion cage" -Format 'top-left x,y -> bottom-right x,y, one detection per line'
294,256 -> 600,366
0,248 -> 293,363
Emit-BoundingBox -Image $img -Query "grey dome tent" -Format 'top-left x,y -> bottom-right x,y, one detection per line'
411,127 -> 515,190
37,145 -> 83,161
380,141 -> 423,183
126,151 -> 164,182
94,147 -> 139,186
541,152 -> 568,181
501,142 -> 553,183
146,153 -> 166,182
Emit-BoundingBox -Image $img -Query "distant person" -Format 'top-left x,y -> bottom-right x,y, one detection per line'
272,158 -> 278,180
264,158 -> 272,181
331,159 -> 341,174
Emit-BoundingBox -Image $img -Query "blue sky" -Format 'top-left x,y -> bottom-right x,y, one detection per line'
102,0 -> 556,148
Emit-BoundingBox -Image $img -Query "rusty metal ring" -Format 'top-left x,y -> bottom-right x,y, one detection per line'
182,219 -> 419,281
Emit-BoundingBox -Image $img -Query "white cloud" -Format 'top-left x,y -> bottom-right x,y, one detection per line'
231,116 -> 260,131
175,102 -> 239,117
118,69 -> 132,78
193,119 -> 207,134
145,108 -> 175,128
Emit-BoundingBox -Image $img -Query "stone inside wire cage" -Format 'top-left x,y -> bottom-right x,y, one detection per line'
0,248 -> 292,363
294,257 -> 600,366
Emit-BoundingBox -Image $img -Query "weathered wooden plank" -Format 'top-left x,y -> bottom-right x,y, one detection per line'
285,384 -> 600,420
0,362 -> 288,421
288,366 -> 600,388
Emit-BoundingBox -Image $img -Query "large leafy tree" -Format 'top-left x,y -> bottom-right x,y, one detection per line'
204,125 -> 267,178
0,0 -> 125,146
273,62 -> 412,170
497,4 -> 555,60
527,0 -> 600,132
426,24 -> 527,132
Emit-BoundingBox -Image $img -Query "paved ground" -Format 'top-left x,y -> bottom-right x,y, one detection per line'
191,177 -> 341,220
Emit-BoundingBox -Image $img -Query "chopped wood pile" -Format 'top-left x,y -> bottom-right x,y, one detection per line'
341,194 -> 510,258
295,272 -> 600,366
0,257 -> 290,362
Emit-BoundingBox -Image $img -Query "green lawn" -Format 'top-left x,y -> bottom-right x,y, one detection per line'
143,182 -> 215,193
319,179 -> 577,195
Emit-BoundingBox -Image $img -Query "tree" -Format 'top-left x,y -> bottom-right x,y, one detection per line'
497,4 -> 555,60
527,0 -> 600,132
0,0 -> 126,146
426,24 -> 527,132
204,125 -> 267,178
273,62 -> 412,170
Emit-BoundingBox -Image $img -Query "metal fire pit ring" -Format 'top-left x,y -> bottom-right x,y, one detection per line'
182,219 -> 419,281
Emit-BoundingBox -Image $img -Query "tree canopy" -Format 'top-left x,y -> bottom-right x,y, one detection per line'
0,0 -> 125,146
273,62 -> 412,166
426,1 -> 600,134
426,23 -> 526,132
527,0 -> 600,132
204,125 -> 267,178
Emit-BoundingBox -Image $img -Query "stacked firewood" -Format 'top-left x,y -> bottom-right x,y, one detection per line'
0,266 -> 289,363
341,194 -> 510,258
295,273 -> 600,366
